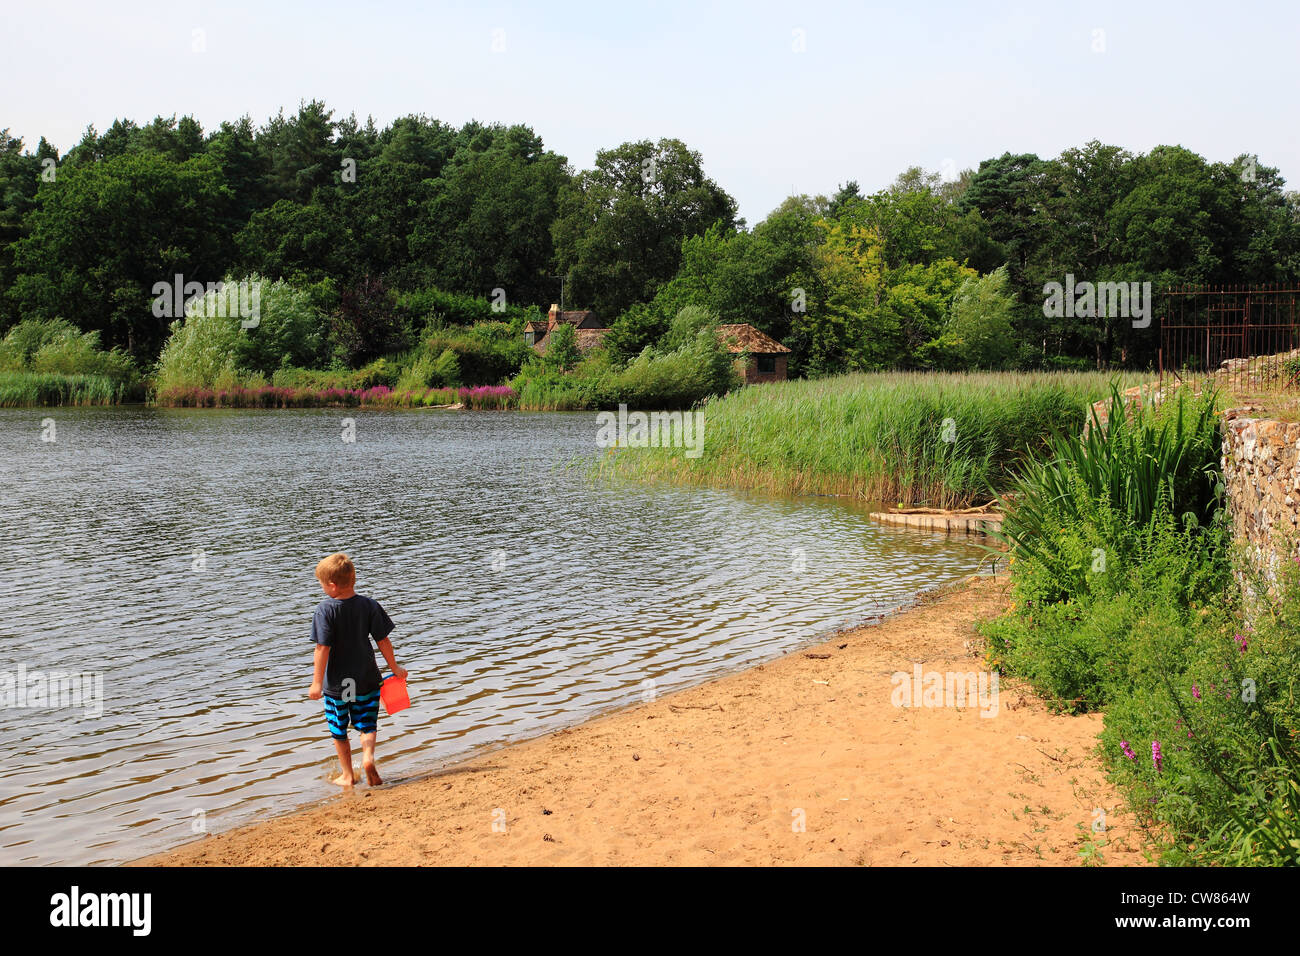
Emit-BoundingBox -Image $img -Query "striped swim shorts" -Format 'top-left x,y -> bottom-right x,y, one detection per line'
323,689 -> 381,740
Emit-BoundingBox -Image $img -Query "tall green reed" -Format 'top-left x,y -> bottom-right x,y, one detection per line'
0,371 -> 129,407
604,371 -> 1136,507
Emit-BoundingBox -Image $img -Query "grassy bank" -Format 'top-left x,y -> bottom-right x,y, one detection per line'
601,371 -> 1142,508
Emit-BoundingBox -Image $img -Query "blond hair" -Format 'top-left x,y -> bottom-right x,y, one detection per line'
314,552 -> 356,588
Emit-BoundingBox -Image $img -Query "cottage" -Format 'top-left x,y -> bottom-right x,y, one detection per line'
526,304 -> 610,354
524,309 -> 791,384
716,323 -> 790,384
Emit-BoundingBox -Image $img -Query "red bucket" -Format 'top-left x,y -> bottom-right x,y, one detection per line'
380,676 -> 410,715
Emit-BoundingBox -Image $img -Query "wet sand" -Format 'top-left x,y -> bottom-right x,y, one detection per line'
138,576 -> 1148,866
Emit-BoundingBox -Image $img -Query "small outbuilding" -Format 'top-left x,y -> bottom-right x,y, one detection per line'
716,324 -> 791,384
523,310 -> 791,382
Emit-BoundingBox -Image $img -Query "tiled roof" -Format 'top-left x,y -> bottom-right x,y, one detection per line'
716,323 -> 791,353
533,327 -> 611,354
575,328 -> 610,350
551,310 -> 601,329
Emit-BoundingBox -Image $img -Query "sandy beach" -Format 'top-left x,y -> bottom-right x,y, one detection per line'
138,576 -> 1148,866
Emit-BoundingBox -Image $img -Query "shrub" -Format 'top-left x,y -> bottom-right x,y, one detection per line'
977,378 -> 1300,864
1093,556 -> 1300,864
996,385 -> 1222,603
397,348 -> 461,391
155,275 -> 324,389
329,276 -> 411,367
413,321 -> 531,385
30,331 -> 136,381
511,317 -> 739,411
981,501 -> 1232,710
0,318 -> 80,368
268,358 -> 399,391
396,286 -> 539,331
612,320 -> 738,407
0,318 -> 137,383
542,323 -> 580,372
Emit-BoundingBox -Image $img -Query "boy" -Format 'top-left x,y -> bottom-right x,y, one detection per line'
307,552 -> 407,787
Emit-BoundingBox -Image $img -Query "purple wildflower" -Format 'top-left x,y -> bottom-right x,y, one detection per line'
1192,684 -> 1201,700
1152,740 -> 1163,773
1120,740 -> 1136,760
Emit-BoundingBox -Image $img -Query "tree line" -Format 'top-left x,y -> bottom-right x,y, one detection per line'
2,100 -> 1297,376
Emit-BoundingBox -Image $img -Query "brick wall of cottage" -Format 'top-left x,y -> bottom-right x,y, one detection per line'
735,354 -> 787,385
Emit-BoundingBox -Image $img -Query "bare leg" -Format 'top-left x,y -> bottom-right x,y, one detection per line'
360,732 -> 382,785
331,737 -> 355,786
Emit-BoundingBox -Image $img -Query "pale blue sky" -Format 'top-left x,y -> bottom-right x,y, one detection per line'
4,0 -> 1297,222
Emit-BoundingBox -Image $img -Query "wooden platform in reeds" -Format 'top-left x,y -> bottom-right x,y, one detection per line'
869,509 -> 1002,535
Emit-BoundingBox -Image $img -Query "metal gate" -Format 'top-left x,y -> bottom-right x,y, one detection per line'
1158,285 -> 1300,391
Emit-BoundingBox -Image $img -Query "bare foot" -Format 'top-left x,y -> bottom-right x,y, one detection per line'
363,761 -> 383,786
331,772 -> 355,787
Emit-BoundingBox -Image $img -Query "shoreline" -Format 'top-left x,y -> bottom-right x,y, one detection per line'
136,576 -> 1148,867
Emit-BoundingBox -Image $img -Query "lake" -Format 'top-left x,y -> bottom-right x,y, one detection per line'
0,407 -> 988,865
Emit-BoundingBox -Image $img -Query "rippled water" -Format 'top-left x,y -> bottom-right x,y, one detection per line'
0,407 -> 987,865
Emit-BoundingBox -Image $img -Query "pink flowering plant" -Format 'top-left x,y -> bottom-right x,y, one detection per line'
983,388 -> 1300,863
1100,542 -> 1300,865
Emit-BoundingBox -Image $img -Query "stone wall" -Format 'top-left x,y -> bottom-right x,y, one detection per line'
1221,413 -> 1300,581
1087,384 -> 1300,583
1084,381 -> 1184,435
1082,369 -> 1300,585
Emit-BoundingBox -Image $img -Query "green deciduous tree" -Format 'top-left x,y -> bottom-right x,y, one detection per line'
328,276 -> 409,367
155,275 -> 323,387
551,137 -> 737,318
0,130 -> 54,327
789,220 -> 889,376
410,123 -> 568,305
543,320 -> 580,372
918,266 -> 1019,370
11,152 -> 229,358
236,198 -> 352,285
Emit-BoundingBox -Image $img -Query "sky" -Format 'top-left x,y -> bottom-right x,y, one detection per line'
3,0 -> 1298,224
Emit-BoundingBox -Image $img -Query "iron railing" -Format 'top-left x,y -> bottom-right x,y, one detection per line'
1158,285 -> 1300,392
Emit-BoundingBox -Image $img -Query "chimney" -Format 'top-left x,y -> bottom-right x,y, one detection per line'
548,303 -> 560,328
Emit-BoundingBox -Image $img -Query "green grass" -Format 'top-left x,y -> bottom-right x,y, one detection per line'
0,371 -> 134,407
601,371 -> 1145,507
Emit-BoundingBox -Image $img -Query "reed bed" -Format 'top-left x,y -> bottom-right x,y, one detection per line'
601,371 -> 1145,508
0,371 -> 133,407
513,378 -> 591,411
155,383 -> 517,410
366,385 -> 517,410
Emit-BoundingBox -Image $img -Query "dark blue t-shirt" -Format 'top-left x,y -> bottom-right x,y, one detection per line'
309,594 -> 394,698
